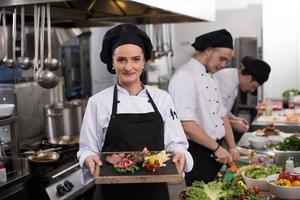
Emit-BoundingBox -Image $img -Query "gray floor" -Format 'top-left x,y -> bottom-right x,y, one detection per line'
168,181 -> 186,200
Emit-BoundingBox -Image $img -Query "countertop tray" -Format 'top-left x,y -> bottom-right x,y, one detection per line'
95,151 -> 183,184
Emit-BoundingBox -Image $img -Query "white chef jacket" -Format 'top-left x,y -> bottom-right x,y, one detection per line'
215,68 -> 239,114
77,84 -> 193,184
168,58 -> 227,140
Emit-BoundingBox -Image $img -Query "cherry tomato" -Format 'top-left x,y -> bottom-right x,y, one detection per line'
279,171 -> 289,179
286,174 -> 296,182
239,194 -> 248,200
251,186 -> 260,194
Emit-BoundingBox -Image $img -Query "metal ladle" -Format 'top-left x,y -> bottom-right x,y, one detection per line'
17,6 -> 31,70
36,5 -> 59,89
1,8 -> 14,68
44,4 -> 60,71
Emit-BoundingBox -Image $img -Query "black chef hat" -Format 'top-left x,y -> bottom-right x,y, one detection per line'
192,29 -> 233,52
100,24 -> 153,74
242,56 -> 271,85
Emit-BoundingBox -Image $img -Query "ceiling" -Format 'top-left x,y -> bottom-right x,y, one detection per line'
0,0 -> 214,27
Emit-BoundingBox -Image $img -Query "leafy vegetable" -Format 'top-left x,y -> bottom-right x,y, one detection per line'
186,181 -> 226,200
223,178 -> 261,200
244,165 -> 281,179
282,89 -> 300,97
275,135 -> 300,151
114,165 -> 140,174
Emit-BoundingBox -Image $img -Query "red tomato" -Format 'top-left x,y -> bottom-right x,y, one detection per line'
279,171 -> 289,179
252,186 -> 260,194
295,175 -> 300,181
286,174 -> 296,182
239,194 -> 248,200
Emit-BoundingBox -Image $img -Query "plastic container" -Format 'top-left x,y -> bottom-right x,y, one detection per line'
0,163 -> 7,182
288,91 -> 295,109
285,157 -> 294,173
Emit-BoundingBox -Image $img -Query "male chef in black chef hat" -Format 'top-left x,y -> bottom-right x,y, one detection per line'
169,29 -> 240,185
215,56 -> 271,142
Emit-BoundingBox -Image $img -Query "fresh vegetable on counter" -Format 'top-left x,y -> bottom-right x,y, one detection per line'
274,135 -> 300,151
271,171 -> 300,187
244,165 -> 282,180
185,178 -> 261,200
185,181 -> 226,200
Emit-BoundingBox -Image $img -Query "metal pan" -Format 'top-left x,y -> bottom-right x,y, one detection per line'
28,151 -> 60,163
46,135 -> 79,146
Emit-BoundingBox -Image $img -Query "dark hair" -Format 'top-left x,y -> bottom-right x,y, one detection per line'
241,69 -> 256,82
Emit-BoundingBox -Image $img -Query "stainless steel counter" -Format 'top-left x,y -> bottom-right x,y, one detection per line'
251,117 -> 300,133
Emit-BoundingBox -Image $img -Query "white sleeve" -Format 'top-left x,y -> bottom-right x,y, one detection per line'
168,72 -> 197,121
77,98 -> 103,184
162,94 -> 194,172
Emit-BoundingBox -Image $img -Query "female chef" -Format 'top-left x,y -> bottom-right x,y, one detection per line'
77,24 -> 193,200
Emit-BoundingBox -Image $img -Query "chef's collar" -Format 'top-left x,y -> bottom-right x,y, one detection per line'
191,58 -> 211,75
116,84 -> 146,96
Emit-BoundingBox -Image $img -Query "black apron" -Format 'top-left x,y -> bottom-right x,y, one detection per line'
185,139 -> 223,186
94,85 -> 170,200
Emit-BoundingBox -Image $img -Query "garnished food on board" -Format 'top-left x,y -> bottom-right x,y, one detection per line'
143,150 -> 171,172
105,147 -> 171,174
106,152 -> 141,174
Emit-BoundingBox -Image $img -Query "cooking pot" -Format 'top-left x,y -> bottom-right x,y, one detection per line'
44,99 -> 84,143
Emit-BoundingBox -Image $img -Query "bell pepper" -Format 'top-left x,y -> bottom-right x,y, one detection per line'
276,179 -> 292,187
238,180 -> 248,190
145,160 -> 160,172
292,180 -> 300,187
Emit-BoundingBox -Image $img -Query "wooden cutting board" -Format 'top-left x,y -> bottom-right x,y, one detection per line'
95,152 -> 183,184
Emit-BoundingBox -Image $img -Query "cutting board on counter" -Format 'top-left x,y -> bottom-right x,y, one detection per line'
95,152 -> 183,184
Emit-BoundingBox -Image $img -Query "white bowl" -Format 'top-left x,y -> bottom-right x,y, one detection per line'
0,104 -> 15,117
266,174 -> 300,199
242,171 -> 269,191
267,135 -> 284,144
248,136 -> 268,149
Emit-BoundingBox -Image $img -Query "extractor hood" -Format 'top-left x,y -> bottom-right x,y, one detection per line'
0,0 -> 215,27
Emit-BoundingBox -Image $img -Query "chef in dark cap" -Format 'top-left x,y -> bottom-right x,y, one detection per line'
77,24 -> 193,200
169,29 -> 240,185
215,56 -> 271,142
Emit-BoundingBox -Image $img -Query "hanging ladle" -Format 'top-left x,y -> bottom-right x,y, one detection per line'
1,8 -> 15,68
17,6 -> 31,70
44,4 -> 60,71
36,5 -> 59,89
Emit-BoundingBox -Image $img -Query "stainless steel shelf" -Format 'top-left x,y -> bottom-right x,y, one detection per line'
0,116 -> 18,127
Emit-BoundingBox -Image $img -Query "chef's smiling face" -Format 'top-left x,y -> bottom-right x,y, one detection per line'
112,44 -> 145,86
205,47 -> 233,73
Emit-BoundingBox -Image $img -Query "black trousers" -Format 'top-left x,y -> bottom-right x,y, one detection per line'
185,140 -> 223,186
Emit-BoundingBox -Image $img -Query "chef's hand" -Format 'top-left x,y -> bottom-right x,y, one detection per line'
229,148 -> 240,161
172,152 -> 185,172
214,146 -> 232,164
231,119 -> 249,133
84,155 -> 102,176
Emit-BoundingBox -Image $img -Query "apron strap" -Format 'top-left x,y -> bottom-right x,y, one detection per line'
146,89 -> 160,114
111,85 -> 118,115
